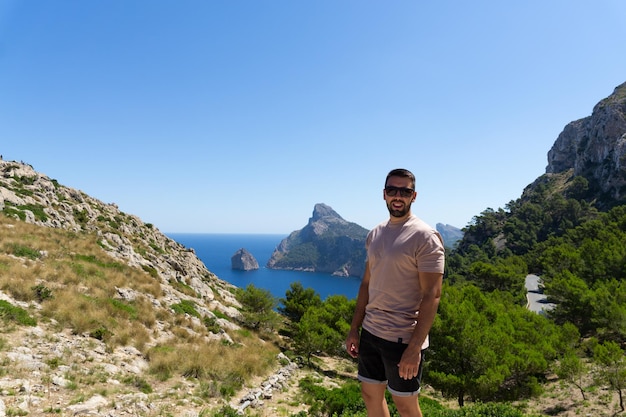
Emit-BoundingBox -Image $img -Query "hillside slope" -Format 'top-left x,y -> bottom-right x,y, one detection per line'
0,159 -> 291,416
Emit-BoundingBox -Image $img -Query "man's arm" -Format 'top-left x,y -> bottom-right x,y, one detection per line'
397,271 -> 443,379
345,262 -> 371,358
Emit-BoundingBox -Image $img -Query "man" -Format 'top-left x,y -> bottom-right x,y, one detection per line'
345,168 -> 445,417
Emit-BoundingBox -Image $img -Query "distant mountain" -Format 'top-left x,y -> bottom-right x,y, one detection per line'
436,223 -> 463,248
267,203 -> 368,278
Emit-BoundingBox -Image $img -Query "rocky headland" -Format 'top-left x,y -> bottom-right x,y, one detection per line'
266,203 -> 368,278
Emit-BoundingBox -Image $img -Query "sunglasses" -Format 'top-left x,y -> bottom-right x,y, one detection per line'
384,186 -> 415,198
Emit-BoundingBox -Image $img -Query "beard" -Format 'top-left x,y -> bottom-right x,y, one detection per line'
387,200 -> 411,218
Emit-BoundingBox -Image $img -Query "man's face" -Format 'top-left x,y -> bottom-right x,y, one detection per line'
383,176 -> 416,218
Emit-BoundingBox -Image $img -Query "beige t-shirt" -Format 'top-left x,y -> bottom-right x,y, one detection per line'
362,215 -> 445,348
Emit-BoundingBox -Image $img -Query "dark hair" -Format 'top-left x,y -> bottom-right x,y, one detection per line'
385,168 -> 415,188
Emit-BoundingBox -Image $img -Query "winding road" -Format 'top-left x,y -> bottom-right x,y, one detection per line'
525,274 -> 556,315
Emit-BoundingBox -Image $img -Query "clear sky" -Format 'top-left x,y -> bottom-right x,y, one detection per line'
2,1 -> 626,234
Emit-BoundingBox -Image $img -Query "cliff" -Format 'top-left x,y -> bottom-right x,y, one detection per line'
546,81 -> 626,207
266,203 -> 368,278
456,82 -> 626,259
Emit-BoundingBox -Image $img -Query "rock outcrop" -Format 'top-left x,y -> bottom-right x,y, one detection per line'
266,203 -> 368,278
231,248 -> 259,270
546,82 -> 626,207
232,353 -> 299,413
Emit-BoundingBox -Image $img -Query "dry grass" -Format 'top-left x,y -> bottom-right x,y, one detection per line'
0,213 -> 285,414
147,332 -> 279,398
0,215 -> 163,348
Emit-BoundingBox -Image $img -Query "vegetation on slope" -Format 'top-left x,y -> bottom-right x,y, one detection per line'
0,213 -> 279,415
439,170 -> 626,415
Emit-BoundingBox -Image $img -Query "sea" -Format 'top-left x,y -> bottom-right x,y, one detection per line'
166,233 -> 362,302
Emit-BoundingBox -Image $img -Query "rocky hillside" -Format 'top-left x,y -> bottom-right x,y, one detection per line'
0,159 -> 296,416
546,81 -> 626,207
0,159 -> 240,320
267,203 -> 368,278
455,82 -> 626,259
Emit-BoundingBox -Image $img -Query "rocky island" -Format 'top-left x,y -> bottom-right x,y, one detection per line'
231,248 -> 259,271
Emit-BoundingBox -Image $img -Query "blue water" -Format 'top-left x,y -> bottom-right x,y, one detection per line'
167,233 -> 362,301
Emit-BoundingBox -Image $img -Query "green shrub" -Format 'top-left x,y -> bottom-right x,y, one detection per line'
32,284 -> 53,302
236,284 -> 278,331
212,309 -> 228,320
211,406 -> 239,417
122,376 -> 153,394
296,375 -> 532,417
427,402 -> 528,417
149,241 -> 164,253
3,206 -> 26,221
73,208 -> 89,225
19,204 -> 48,221
9,243 -> 41,260
299,376 -> 365,416
203,315 -> 221,333
0,300 -> 36,326
142,265 -> 159,278
73,254 -> 125,271
89,325 -> 112,341
108,298 -> 137,319
171,300 -> 200,318
217,372 -> 243,397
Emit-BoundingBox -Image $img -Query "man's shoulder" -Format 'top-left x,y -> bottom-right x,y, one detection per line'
406,217 -> 445,248
406,215 -> 436,232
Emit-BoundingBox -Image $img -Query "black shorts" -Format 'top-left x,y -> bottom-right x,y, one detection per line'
357,328 -> 425,396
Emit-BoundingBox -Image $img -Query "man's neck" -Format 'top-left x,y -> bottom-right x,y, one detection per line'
388,212 -> 412,224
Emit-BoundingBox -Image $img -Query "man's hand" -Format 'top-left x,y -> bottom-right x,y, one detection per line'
397,346 -> 421,380
345,330 -> 360,358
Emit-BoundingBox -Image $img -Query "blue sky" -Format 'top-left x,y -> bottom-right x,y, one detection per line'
2,1 -> 626,234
